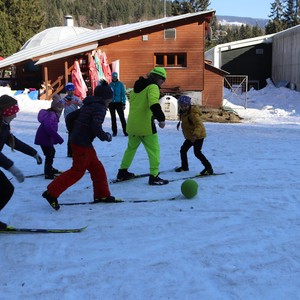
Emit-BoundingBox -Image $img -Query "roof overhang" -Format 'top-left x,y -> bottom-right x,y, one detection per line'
34,43 -> 98,65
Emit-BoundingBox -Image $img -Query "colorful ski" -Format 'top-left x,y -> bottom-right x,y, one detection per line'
0,225 -> 87,234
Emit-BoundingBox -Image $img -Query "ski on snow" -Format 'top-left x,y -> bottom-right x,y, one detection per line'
61,172 -> 232,206
60,195 -> 183,206
25,171 -> 64,178
109,168 -> 175,184
168,172 -> 232,182
0,225 -> 87,234
110,171 -> 232,184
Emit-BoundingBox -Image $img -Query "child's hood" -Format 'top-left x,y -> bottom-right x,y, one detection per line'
37,109 -> 52,123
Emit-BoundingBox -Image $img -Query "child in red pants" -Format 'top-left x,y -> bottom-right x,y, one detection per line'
42,81 -> 115,210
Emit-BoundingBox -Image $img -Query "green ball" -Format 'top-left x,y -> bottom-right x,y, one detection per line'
181,179 -> 198,199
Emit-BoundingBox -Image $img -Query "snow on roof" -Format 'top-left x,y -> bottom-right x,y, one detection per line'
21,26 -> 94,50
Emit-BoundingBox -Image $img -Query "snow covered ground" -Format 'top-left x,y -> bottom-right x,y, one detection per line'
1,82 -> 300,299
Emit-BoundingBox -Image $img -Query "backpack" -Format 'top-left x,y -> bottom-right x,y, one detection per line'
65,109 -> 80,132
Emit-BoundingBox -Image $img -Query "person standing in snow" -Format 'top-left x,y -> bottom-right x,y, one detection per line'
175,95 -> 213,175
108,72 -> 128,136
0,95 -> 42,230
61,82 -> 82,157
42,80 -> 116,210
34,94 -> 64,179
116,67 -> 169,185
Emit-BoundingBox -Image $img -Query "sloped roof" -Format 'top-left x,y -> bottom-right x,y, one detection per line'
0,11 -> 215,69
205,33 -> 275,68
21,26 -> 93,50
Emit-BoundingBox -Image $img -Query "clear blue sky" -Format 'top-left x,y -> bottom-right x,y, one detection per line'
209,0 -> 272,19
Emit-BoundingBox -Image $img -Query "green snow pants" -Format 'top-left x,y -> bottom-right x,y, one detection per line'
120,134 -> 160,176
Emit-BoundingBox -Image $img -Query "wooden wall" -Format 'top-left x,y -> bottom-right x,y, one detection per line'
203,64 -> 225,108
99,22 -> 205,91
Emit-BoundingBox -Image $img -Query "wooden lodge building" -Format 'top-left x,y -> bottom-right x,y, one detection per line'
0,11 -> 227,109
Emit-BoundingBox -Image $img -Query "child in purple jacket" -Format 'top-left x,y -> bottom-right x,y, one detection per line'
34,95 -> 64,179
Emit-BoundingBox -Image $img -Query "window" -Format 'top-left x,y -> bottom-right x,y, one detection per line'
154,53 -> 187,68
164,28 -> 176,40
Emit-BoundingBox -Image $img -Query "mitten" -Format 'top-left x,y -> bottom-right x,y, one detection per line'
34,153 -> 43,165
8,164 -> 25,183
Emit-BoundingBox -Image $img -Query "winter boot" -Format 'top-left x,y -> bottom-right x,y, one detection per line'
148,175 -> 169,185
117,169 -> 135,181
44,164 -> 55,179
94,196 -> 116,203
44,173 -> 55,180
200,168 -> 214,176
42,191 -> 60,210
0,221 -> 7,230
51,167 -> 62,175
175,166 -> 189,172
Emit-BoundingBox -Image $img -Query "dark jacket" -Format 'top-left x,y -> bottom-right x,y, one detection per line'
70,95 -> 108,147
34,109 -> 64,146
0,122 -> 37,170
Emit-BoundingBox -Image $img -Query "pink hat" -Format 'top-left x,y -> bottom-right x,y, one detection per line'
2,103 -> 19,117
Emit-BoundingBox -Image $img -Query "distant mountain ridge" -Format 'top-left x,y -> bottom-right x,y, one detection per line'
216,15 -> 269,28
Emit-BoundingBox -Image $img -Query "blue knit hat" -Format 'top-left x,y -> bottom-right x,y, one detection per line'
178,95 -> 191,106
65,82 -> 75,91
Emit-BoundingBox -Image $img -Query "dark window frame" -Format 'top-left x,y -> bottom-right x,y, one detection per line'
154,53 -> 187,68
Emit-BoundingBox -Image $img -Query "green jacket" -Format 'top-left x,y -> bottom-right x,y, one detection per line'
127,77 -> 165,136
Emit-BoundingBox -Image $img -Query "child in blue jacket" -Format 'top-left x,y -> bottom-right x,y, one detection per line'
108,72 -> 127,136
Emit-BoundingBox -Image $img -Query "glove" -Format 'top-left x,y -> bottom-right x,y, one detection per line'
8,164 -> 25,183
34,153 -> 43,165
105,132 -> 112,142
123,104 -> 126,110
158,121 -> 165,129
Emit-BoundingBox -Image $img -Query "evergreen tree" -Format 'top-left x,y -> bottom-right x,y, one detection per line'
0,11 -> 15,57
265,0 -> 285,33
284,0 -> 297,27
5,0 -> 45,52
189,0 -> 210,12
